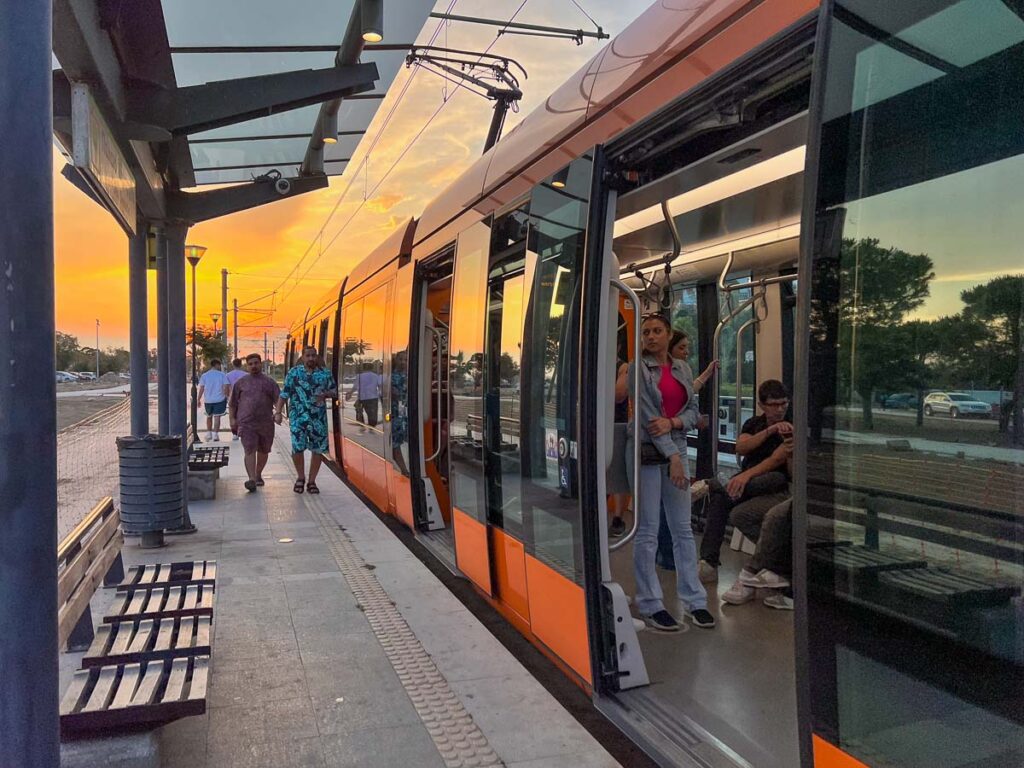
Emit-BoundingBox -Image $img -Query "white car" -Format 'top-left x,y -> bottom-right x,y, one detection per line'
77,371 -> 97,381
55,371 -> 77,383
923,392 -> 992,419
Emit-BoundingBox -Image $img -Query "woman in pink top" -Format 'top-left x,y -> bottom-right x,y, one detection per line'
615,314 -> 714,632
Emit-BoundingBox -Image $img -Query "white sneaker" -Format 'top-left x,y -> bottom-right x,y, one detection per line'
212,432 -> 220,442
205,432 -> 213,441
763,592 -> 794,611
232,434 -> 239,441
690,479 -> 709,500
698,560 -> 718,583
721,578 -> 756,605
740,569 -> 790,589
632,617 -> 646,632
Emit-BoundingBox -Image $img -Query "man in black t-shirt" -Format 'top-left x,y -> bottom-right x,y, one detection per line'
695,379 -> 792,584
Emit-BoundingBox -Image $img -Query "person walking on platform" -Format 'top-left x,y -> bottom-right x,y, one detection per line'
275,345 -> 336,495
225,358 -> 246,441
198,358 -> 230,441
350,362 -> 381,429
228,353 -> 279,492
616,314 -> 714,632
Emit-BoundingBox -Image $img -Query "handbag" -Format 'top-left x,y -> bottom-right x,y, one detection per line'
640,441 -> 669,465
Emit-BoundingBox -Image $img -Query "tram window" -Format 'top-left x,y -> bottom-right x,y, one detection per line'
718,278 -> 756,442
448,221 -> 491,523
519,156 -> 592,584
340,300 -> 363,437
807,2 -> 1024,765
358,285 -> 387,457
319,317 -> 331,371
389,273 -> 412,476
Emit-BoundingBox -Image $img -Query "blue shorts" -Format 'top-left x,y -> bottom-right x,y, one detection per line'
204,400 -> 227,416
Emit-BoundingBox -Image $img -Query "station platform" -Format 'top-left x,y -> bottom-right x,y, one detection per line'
59,432 -> 620,768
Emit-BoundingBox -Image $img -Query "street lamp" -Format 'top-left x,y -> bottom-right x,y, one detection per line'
186,244 -> 208,442
210,313 -> 220,338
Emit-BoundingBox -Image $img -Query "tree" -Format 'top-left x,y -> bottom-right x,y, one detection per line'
836,238 -> 935,429
55,332 -> 80,370
960,276 -> 1024,442
186,325 -> 230,366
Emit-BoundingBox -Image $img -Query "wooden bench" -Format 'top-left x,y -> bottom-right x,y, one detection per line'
57,498 -> 218,739
61,656 -> 209,738
187,445 -> 230,472
58,497 -> 126,652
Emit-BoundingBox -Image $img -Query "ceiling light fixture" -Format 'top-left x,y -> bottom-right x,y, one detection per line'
322,111 -> 338,145
361,0 -> 384,43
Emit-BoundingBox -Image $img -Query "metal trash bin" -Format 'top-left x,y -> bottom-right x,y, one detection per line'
117,434 -> 184,548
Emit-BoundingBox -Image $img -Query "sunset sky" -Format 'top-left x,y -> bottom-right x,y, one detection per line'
54,0 -> 645,356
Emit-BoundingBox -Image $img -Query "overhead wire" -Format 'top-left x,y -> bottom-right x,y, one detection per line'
568,0 -> 601,29
276,0 -> 531,307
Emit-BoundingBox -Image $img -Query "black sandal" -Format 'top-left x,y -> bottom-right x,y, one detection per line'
306,481 -> 320,494
244,480 -> 257,493
293,478 -> 305,494
256,478 -> 265,487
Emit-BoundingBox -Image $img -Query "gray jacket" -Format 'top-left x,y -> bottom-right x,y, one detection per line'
627,354 -> 700,460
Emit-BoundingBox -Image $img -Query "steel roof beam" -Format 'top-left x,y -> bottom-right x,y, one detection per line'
190,130 -> 366,144
126,62 -> 379,136
167,174 -> 330,224
52,0 -> 166,218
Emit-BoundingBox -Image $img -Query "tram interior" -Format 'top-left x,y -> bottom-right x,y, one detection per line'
606,113 -> 806,768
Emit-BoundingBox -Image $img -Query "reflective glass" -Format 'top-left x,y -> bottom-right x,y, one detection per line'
340,300 -> 363,439
448,222 -> 491,523
171,52 -> 334,88
162,0 -> 354,46
806,2 -> 1024,765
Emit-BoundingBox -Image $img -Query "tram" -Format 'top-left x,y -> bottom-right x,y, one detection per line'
287,2 -> 1024,766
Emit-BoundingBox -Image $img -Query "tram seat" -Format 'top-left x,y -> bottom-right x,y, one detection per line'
729,528 -> 757,555
57,498 -> 217,739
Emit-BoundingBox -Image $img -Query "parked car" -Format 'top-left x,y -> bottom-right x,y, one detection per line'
55,371 -> 77,383
76,371 -> 97,381
117,372 -> 131,380
883,392 -> 919,410
923,392 -> 993,419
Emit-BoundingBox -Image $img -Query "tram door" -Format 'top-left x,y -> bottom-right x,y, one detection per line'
418,272 -> 453,540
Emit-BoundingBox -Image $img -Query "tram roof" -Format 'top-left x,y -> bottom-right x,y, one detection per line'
52,0 -> 435,224
416,0 -> 817,244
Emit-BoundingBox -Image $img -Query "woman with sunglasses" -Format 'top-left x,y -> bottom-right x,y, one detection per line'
616,314 -> 715,631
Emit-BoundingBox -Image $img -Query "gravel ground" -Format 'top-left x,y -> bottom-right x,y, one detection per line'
56,396 -> 125,431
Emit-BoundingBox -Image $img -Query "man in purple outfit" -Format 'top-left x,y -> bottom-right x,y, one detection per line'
228,353 -> 280,492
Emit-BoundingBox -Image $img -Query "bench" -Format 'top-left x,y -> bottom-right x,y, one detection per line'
187,442 -> 230,500
57,498 -> 218,739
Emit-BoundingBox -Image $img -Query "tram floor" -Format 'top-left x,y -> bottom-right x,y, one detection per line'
610,530 -> 800,768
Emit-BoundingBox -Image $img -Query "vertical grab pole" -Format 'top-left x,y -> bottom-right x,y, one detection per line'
734,316 -> 758,444
609,278 -> 643,552
424,325 -> 444,462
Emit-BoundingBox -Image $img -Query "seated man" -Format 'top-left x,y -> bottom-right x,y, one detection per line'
722,496 -> 793,609
698,379 -> 792,582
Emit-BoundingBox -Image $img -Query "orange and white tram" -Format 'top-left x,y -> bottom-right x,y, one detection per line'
288,2 -> 1024,766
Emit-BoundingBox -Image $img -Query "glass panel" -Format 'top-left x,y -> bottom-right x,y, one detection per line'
717,278 -> 756,443
354,284 -> 387,457
485,271 -> 527,536
191,159 -> 347,186
189,135 -> 360,171
520,157 -> 592,584
806,2 -> 1024,766
388,271 -> 413,476
162,0 -> 355,46
448,222 -> 491,522
191,106 -> 322,142
171,52 -> 335,88
340,299 -> 363,439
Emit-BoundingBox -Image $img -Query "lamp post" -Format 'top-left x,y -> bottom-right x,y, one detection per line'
210,313 -> 220,339
186,244 -> 207,442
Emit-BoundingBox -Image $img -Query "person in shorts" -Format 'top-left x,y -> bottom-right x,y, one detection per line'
198,358 -> 230,441
228,353 -> 280,492
224,358 -> 246,441
275,345 -> 336,494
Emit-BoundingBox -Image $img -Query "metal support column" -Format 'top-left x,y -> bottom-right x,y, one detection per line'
165,223 -> 197,534
156,230 -> 170,435
0,0 -> 59,763
233,299 -> 238,356
129,215 -> 150,436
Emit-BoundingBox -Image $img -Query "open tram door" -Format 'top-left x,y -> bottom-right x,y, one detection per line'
410,250 -> 457,566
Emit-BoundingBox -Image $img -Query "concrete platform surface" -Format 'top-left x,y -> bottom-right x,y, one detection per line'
60,433 -> 620,768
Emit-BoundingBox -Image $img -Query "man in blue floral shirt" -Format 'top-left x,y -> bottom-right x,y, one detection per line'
275,345 -> 336,494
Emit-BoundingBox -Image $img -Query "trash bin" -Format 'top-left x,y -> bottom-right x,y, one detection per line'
117,434 -> 184,548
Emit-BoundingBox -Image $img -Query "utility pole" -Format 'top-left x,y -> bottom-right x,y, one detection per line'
233,299 -> 238,358
95,318 -> 100,378
221,269 -> 229,351
264,331 -> 269,363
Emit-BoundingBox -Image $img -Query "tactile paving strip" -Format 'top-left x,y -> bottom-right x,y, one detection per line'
302,489 -> 504,768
